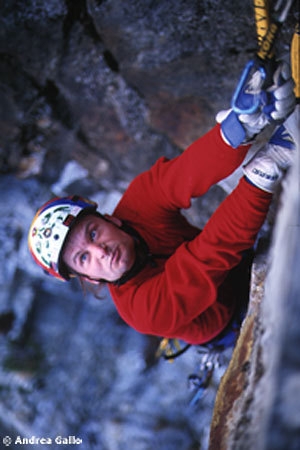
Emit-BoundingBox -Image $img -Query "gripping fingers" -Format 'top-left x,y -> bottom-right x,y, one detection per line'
264,73 -> 296,120
279,60 -> 292,81
272,78 -> 295,100
271,94 -> 296,120
272,60 -> 292,84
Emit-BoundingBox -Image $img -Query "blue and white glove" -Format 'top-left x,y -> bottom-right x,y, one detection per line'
243,124 -> 296,193
217,61 -> 296,148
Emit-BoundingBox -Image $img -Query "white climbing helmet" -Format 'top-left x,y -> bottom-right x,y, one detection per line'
28,195 -> 97,281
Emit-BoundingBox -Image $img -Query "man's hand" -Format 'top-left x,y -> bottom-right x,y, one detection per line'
243,124 -> 296,193
217,61 -> 296,148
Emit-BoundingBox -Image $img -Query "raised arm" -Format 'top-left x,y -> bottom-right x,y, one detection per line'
117,125 -> 249,220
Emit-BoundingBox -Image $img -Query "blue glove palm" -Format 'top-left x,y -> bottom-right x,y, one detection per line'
219,61 -> 295,148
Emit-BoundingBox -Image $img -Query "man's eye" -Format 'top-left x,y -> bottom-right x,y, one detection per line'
80,252 -> 88,264
90,230 -> 97,241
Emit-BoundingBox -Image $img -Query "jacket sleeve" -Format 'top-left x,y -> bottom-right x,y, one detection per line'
114,124 -> 250,239
117,125 -> 249,221
143,124 -> 249,211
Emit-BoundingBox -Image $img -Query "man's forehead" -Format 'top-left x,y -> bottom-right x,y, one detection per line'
69,213 -> 98,237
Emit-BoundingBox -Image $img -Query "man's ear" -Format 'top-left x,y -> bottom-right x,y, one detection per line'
103,214 -> 122,228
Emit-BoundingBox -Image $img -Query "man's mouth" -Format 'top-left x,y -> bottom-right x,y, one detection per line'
111,246 -> 120,266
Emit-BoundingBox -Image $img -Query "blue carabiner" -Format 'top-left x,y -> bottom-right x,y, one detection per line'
232,60 -> 266,115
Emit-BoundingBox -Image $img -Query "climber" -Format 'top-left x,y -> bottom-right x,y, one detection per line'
28,61 -> 296,345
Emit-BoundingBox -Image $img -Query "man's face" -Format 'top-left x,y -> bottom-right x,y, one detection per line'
62,213 -> 136,283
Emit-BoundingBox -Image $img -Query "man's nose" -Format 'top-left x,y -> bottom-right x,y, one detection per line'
92,242 -> 110,258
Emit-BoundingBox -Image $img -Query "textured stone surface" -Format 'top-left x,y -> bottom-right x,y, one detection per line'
209,108 -> 300,450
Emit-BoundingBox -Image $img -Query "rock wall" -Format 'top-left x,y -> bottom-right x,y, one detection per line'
1,0 -> 256,183
209,109 -> 300,449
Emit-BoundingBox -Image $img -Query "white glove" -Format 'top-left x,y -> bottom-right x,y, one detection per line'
243,124 -> 295,193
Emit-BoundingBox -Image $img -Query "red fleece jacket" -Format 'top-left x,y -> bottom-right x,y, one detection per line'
109,125 -> 272,344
